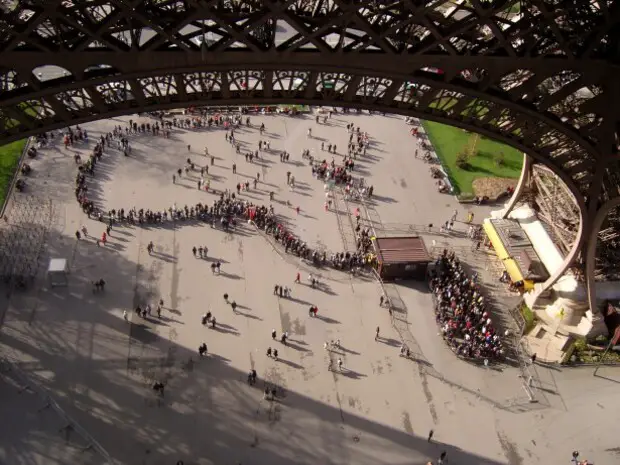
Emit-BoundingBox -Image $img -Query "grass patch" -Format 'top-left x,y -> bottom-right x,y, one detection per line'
567,337 -> 620,365
422,121 -> 523,195
0,139 -> 27,209
520,303 -> 535,333
278,104 -> 310,112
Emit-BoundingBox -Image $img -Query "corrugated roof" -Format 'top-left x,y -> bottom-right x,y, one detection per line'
489,219 -> 549,281
375,236 -> 431,264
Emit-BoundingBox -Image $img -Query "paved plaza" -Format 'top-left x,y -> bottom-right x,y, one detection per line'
0,110 -> 618,465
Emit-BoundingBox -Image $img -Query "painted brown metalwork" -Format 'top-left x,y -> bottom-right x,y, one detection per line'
0,0 -> 619,306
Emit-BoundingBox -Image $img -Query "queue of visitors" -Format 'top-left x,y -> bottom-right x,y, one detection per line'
428,249 -> 505,362
67,115 -> 378,275
264,220 -> 375,270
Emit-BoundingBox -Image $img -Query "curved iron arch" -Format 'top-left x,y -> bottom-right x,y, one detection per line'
2,61 -> 603,162
0,64 -> 609,195
0,67 -> 590,197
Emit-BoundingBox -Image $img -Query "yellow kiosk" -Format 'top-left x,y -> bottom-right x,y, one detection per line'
482,219 -> 548,291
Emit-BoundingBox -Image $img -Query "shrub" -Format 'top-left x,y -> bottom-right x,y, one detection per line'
495,151 -> 506,167
520,304 -> 535,332
455,151 -> 469,169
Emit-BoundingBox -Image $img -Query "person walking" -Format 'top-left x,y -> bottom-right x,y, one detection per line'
123,310 -> 128,321
271,329 -> 277,340
427,429 -> 434,442
438,451 -> 447,464
295,272 -> 300,283
375,326 -> 380,341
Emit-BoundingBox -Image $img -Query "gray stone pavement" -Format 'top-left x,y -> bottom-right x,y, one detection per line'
0,111 -> 618,465
0,358 -> 108,465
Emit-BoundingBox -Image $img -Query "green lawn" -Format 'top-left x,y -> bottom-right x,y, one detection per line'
0,139 -> 27,209
423,121 -> 523,196
521,303 -> 536,333
277,104 -> 310,112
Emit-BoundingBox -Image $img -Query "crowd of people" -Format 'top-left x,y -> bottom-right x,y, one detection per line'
266,220 -> 375,270
428,249 -> 505,362
65,116 -> 379,276
62,112 -> 504,370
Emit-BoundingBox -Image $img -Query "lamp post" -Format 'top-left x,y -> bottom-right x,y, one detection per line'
593,326 -> 620,377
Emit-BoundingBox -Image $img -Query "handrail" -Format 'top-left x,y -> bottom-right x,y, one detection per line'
0,136 -> 32,219
508,303 -> 538,402
331,188 -> 353,252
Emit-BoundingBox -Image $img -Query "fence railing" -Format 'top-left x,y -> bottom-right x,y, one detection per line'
508,304 -> 538,402
0,357 -> 115,464
0,136 -> 32,219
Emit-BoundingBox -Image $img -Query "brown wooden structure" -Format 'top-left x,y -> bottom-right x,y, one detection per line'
375,236 -> 431,281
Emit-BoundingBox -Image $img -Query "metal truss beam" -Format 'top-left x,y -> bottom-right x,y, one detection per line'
0,58 -> 613,194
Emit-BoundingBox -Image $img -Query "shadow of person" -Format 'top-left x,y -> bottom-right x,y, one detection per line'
275,358 -> 304,369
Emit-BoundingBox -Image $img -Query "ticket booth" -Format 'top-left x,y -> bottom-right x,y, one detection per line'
375,236 -> 431,281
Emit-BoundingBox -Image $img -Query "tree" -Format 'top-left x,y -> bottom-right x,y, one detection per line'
465,132 -> 480,159
456,151 -> 469,169
456,132 -> 480,170
496,151 -> 506,167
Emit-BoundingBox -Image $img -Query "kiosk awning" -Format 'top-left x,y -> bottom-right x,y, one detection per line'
483,221 -> 532,289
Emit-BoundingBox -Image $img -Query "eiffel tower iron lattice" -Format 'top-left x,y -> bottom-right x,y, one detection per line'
0,0 -> 620,305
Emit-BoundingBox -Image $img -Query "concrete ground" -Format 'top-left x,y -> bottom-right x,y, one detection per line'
0,110 -> 618,465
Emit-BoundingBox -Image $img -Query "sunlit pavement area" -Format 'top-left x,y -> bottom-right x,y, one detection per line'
1,111 -> 618,465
